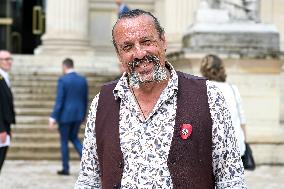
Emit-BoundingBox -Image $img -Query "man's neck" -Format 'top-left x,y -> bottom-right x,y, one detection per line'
130,78 -> 169,119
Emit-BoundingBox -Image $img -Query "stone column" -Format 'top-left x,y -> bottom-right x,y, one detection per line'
155,0 -> 198,53
35,0 -> 93,55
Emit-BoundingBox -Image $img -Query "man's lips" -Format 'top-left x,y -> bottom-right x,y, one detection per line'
134,62 -> 154,73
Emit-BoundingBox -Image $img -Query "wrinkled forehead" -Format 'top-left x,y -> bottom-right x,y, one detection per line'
113,15 -> 158,41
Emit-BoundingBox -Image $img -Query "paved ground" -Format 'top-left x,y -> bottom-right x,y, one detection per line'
0,160 -> 283,189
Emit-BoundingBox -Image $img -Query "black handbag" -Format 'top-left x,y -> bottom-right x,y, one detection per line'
241,142 -> 256,170
230,85 -> 256,171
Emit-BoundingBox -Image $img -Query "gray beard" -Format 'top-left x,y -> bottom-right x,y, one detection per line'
128,55 -> 168,88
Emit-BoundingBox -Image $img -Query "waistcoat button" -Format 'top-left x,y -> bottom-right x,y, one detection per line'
119,161 -> 123,168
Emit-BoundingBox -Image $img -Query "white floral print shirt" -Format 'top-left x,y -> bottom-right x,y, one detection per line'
74,66 -> 246,189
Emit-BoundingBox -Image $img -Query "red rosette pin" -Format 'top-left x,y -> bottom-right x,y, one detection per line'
180,124 -> 192,140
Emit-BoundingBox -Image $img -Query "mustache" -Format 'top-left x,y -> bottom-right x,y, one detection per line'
128,55 -> 160,69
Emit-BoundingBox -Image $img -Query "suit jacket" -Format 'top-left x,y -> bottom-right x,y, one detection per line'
51,72 -> 88,124
0,75 -> 15,135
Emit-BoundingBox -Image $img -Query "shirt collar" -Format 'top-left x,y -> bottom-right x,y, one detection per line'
66,69 -> 75,74
113,61 -> 179,100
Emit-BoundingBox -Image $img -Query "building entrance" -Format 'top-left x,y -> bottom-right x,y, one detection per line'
0,0 -> 45,54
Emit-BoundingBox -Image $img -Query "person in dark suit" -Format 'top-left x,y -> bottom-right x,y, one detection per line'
0,50 -> 16,173
49,58 -> 88,175
115,0 -> 130,17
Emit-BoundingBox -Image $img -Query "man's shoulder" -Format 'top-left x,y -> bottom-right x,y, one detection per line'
0,76 -> 4,88
74,73 -> 87,82
102,79 -> 118,88
62,72 -> 85,80
177,71 -> 207,81
0,75 -> 4,84
96,79 -> 118,96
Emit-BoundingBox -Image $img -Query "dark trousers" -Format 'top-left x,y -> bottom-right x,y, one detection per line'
0,146 -> 8,173
58,121 -> 83,172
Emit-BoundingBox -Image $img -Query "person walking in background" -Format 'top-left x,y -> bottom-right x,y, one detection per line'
0,50 -> 16,173
200,54 -> 247,157
49,58 -> 88,176
75,9 -> 246,188
115,0 -> 130,17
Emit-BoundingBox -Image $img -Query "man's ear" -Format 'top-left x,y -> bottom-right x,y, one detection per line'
116,53 -> 127,72
116,50 -> 123,63
160,34 -> 167,52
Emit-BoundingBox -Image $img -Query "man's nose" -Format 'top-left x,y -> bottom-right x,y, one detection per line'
132,44 -> 147,60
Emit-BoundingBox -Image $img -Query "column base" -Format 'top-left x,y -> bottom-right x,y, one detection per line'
34,45 -> 95,56
34,38 -> 95,55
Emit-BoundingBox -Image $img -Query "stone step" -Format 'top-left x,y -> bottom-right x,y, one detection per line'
12,125 -> 48,133
11,54 -> 119,73
12,87 -> 57,95
13,94 -> 97,103
7,152 -> 80,160
11,77 -> 111,87
10,73 -> 115,81
15,116 -> 88,125
7,142 -> 81,152
15,108 -> 52,116
12,82 -> 57,87
7,145 -> 81,160
14,95 -> 55,101
14,100 -> 54,108
12,132 -> 84,143
12,87 -> 100,96
11,85 -> 100,94
12,133 -> 59,143
11,78 -> 116,88
12,124 -> 86,134
14,99 -> 96,109
11,74 -> 59,81
15,116 -> 49,125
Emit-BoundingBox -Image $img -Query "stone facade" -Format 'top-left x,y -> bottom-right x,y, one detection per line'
182,0 -> 280,58
35,0 -> 284,53
35,0 -> 94,55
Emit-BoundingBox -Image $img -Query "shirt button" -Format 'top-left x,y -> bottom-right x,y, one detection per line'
113,184 -> 120,189
170,159 -> 176,164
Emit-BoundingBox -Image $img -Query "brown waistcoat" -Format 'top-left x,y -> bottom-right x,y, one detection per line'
95,71 -> 214,189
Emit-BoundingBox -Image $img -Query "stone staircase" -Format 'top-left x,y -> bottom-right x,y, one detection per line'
6,55 -> 119,160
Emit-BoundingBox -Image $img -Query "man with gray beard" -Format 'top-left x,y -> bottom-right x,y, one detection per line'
75,9 -> 246,189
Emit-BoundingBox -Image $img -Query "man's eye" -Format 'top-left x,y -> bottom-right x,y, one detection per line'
142,40 -> 151,45
122,45 -> 132,51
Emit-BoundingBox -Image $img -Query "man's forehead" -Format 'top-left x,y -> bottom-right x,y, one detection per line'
115,15 -> 155,32
114,15 -> 158,41
0,51 -> 11,57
